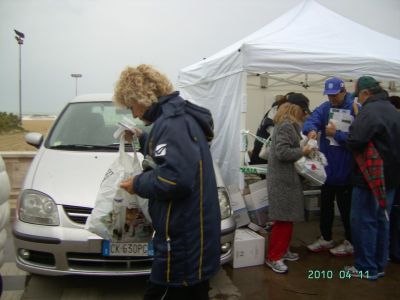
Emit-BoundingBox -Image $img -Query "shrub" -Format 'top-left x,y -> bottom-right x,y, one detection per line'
0,112 -> 25,133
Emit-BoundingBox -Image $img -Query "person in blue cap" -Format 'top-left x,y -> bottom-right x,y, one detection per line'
303,77 -> 358,256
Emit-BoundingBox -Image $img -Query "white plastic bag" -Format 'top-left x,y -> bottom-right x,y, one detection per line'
258,135 -> 272,160
85,136 -> 151,240
295,150 -> 328,186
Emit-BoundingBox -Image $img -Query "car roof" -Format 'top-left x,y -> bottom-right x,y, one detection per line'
70,93 -> 113,103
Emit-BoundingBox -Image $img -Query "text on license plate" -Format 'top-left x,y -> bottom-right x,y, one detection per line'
102,240 -> 151,256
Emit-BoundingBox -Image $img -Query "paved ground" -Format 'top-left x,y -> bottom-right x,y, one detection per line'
2,216 -> 400,299
228,220 -> 400,300
1,216 -> 240,300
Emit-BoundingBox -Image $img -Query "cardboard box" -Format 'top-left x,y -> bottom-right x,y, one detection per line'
244,185 -> 269,226
232,228 -> 265,268
247,222 -> 268,235
227,185 -> 250,227
303,189 -> 321,221
304,196 -> 319,211
248,179 -> 267,194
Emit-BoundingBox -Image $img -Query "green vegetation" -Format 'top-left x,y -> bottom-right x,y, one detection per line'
0,112 -> 24,133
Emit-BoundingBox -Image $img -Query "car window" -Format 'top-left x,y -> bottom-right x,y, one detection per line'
46,101 -> 150,151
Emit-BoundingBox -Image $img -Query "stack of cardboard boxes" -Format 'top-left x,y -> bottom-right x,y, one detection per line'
229,178 -> 322,268
228,179 -> 269,229
228,179 -> 270,268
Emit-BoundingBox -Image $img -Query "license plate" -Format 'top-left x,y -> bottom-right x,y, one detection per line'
102,240 -> 151,257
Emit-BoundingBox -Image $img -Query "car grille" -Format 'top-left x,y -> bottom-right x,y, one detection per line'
67,252 -> 153,272
63,205 -> 92,224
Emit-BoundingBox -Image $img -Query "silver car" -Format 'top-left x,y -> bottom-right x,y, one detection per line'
13,94 -> 235,276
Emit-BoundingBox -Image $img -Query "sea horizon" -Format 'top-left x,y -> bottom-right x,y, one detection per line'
22,114 -> 57,120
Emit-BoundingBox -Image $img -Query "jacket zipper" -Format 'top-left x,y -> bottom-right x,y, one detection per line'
165,200 -> 172,283
198,160 -> 204,280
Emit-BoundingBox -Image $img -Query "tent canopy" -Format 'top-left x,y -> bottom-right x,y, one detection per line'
178,0 -> 400,187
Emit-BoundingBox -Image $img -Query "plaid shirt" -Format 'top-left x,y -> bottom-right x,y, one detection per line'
354,141 -> 386,208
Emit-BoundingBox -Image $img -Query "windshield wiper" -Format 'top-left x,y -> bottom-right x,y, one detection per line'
49,144 -> 117,151
49,143 -> 136,152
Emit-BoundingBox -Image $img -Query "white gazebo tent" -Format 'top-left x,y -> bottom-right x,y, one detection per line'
177,0 -> 400,188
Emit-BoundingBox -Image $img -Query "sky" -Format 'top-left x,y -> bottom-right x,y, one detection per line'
1,0 -> 399,115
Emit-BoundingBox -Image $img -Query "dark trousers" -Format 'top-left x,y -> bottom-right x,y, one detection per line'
320,184 -> 352,242
351,187 -> 395,275
143,279 -> 210,300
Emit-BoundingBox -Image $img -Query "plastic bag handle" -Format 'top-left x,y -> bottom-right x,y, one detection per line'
243,129 -> 269,144
131,136 -> 143,171
119,134 -> 126,155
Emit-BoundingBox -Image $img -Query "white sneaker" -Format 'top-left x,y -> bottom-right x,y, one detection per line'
282,250 -> 299,261
329,240 -> 353,257
265,259 -> 288,274
307,236 -> 335,252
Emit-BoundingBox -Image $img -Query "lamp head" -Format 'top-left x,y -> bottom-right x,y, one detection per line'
14,29 -> 25,39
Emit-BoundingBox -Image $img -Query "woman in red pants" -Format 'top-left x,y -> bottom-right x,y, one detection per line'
265,93 -> 314,274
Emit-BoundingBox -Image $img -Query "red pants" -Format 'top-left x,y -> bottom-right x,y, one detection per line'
267,221 -> 293,261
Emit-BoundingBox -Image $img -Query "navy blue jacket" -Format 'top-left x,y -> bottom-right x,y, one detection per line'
347,92 -> 400,189
134,92 -> 221,286
303,93 -> 356,185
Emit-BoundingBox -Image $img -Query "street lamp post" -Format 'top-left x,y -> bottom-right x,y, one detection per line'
70,73 -> 82,96
14,29 -> 25,124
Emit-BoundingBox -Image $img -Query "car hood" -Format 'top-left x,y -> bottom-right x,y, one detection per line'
28,149 -> 142,208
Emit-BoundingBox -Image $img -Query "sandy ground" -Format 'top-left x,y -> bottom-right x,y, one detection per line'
0,119 -> 54,151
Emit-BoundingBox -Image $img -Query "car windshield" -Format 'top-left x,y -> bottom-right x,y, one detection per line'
46,101 -> 147,151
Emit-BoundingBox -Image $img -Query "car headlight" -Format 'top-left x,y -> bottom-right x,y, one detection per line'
19,190 -> 60,226
218,187 -> 232,220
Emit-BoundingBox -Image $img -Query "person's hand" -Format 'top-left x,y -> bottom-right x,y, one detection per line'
325,121 -> 337,137
123,127 -> 143,143
302,144 -> 315,156
124,131 -> 134,143
131,127 -> 143,138
120,176 -> 136,195
307,130 -> 317,140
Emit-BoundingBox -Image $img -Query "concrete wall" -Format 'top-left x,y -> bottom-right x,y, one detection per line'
0,152 -> 36,201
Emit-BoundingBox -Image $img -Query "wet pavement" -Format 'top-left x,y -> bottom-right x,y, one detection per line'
227,220 -> 400,300
2,215 -> 400,299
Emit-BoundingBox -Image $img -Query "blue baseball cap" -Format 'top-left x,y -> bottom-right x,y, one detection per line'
323,77 -> 345,95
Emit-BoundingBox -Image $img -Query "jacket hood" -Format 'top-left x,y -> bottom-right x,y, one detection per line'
144,91 -> 214,141
363,92 -> 390,107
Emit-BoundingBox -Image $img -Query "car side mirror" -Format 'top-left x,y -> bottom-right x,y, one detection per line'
25,132 -> 44,149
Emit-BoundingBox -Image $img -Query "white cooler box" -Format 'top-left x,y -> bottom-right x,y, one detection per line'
232,228 -> 265,268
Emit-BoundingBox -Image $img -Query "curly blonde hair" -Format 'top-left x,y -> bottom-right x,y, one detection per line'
114,64 -> 173,108
273,102 -> 303,125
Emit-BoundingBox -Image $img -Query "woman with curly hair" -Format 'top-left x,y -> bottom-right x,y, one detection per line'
115,64 -> 220,300
265,93 -> 314,274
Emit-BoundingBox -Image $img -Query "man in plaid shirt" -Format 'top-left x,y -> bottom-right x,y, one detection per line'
345,76 -> 400,280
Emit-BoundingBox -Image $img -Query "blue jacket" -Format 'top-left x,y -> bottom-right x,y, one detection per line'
134,92 -> 221,286
302,93 -> 356,185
